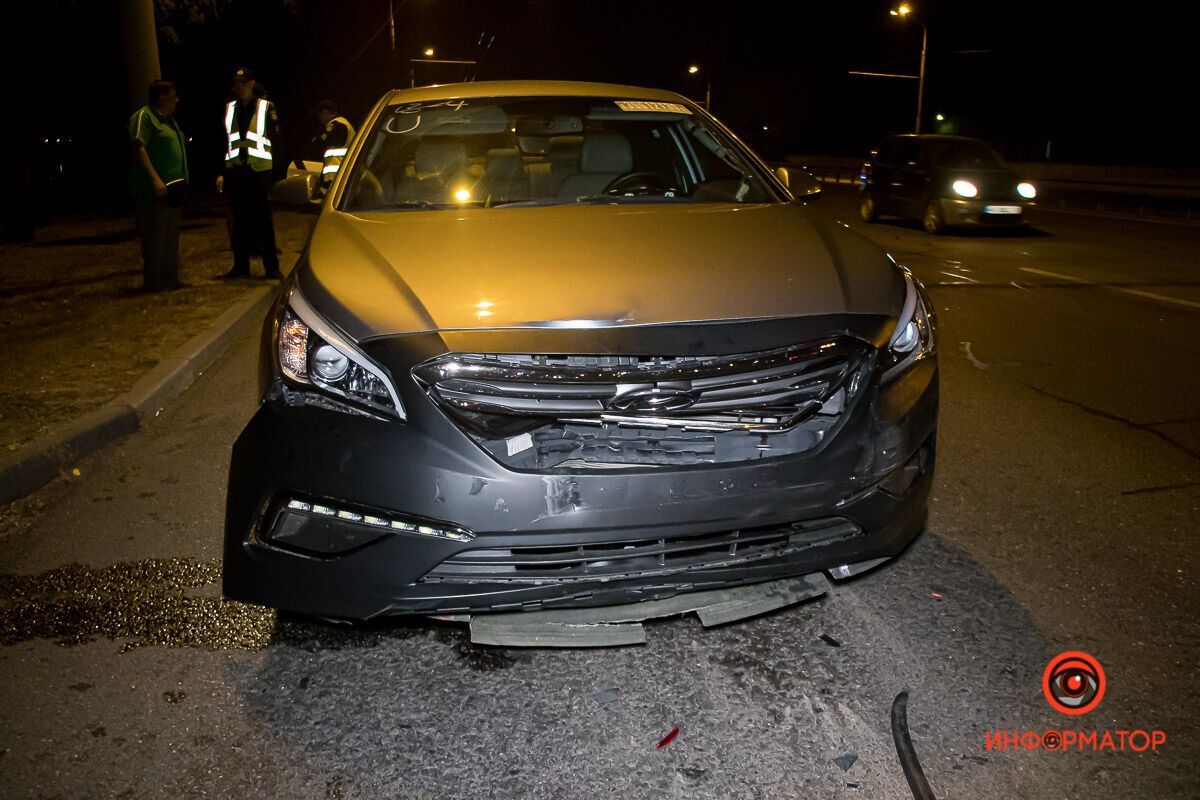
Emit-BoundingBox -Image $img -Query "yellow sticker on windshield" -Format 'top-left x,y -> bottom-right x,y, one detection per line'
614,100 -> 692,114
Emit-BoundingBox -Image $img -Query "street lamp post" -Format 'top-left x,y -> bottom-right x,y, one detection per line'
410,50 -> 479,87
915,21 -> 927,134
688,65 -> 711,111
891,4 -> 928,134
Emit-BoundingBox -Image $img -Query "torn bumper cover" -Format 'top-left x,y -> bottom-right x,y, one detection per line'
223,320 -> 937,621
468,572 -> 833,647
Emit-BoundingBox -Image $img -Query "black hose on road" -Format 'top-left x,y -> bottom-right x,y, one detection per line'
891,691 -> 939,800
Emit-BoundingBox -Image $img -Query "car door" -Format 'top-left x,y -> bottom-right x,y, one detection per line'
870,137 -> 903,213
890,139 -> 931,219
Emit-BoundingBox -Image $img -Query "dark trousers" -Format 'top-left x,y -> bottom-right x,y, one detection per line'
225,166 -> 279,275
133,195 -> 182,290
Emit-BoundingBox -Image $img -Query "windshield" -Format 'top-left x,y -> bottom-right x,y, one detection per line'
924,139 -> 1005,170
339,96 -> 779,211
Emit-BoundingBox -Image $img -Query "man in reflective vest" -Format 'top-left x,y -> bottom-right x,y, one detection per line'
313,99 -> 355,193
218,67 -> 282,279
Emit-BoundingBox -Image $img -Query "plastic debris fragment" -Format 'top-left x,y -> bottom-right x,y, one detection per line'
656,726 -> 680,749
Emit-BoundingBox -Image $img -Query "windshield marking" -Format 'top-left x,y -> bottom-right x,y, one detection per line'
393,99 -> 469,114
385,114 -> 422,134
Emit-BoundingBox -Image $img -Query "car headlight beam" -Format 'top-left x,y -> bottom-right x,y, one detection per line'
882,269 -> 935,381
276,290 -> 406,420
951,179 -> 978,198
1017,181 -> 1037,199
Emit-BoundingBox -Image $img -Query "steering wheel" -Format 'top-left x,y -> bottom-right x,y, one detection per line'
604,172 -> 679,197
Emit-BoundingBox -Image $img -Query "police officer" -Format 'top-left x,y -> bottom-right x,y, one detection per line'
218,67 -> 281,279
313,99 -> 355,193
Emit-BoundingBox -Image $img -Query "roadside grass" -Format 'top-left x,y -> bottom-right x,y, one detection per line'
0,199 -> 313,451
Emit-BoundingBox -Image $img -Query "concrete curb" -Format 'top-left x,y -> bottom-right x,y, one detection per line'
0,286 -> 274,506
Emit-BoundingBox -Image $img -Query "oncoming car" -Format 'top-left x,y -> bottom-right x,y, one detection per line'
858,134 -> 1036,234
223,81 -> 938,621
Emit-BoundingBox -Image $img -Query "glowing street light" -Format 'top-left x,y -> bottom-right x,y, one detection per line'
423,47 -> 435,57
687,64 -> 711,111
891,5 -> 928,134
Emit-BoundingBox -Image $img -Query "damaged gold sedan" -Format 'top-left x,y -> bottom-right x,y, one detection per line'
223,81 -> 938,628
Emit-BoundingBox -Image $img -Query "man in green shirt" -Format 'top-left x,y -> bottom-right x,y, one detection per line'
128,80 -> 188,291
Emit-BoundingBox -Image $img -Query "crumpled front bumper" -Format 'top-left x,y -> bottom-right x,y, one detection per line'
223,348 -> 938,620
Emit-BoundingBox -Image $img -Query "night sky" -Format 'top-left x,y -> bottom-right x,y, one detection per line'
26,0 -> 1198,206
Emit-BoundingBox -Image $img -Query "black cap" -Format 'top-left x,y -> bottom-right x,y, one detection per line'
313,98 -> 337,115
232,67 -> 255,82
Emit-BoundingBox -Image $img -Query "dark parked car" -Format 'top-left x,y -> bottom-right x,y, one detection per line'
858,134 -> 1037,234
222,81 -> 938,621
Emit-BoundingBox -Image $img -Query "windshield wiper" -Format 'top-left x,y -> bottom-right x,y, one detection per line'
572,194 -> 690,204
382,200 -> 436,210
489,195 -> 693,209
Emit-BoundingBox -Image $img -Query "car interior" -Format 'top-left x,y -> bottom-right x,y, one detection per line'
343,97 -> 774,210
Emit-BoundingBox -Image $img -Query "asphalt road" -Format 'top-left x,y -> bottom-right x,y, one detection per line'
2,189 -> 1197,799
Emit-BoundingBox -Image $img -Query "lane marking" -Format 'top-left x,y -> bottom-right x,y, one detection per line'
959,341 -> 1022,369
1019,267 -> 1200,310
941,271 -> 978,282
961,342 -> 988,369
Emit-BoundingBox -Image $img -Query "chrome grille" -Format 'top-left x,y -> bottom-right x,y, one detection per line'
414,338 -> 869,429
412,338 -> 872,469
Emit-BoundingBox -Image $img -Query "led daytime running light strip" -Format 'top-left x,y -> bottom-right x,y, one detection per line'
285,499 -> 473,542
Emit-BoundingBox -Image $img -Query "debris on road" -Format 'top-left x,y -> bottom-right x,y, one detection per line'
833,753 -> 858,771
594,688 -> 620,705
656,726 -> 680,750
819,633 -> 842,647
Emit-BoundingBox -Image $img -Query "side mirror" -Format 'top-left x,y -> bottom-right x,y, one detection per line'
269,160 -> 327,206
775,166 -> 822,201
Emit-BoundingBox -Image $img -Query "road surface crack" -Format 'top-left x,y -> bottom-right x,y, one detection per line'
1027,385 -> 1200,461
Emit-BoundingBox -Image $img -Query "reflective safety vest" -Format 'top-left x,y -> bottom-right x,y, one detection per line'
321,116 -> 356,182
224,99 -> 273,171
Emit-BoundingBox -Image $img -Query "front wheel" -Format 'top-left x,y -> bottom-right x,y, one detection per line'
922,200 -> 945,235
859,192 -> 879,223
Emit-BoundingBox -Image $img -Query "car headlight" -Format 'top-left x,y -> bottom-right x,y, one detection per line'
276,290 -> 405,420
951,179 -> 978,198
1017,181 -> 1036,199
881,268 -> 936,381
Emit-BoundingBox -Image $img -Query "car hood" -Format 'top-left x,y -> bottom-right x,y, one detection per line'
298,202 -> 904,341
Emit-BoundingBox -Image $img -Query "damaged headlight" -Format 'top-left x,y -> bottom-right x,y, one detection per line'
275,290 -> 405,420
880,267 -> 935,381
